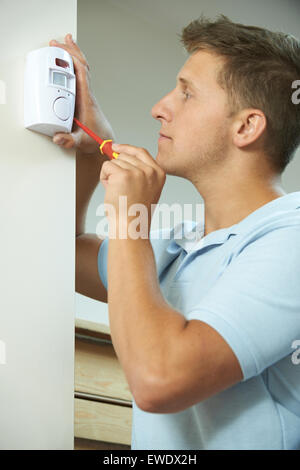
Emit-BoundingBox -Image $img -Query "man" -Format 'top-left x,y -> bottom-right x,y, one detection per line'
50,15 -> 300,450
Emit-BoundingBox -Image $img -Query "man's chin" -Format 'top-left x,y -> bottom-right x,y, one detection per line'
155,150 -> 172,166
155,153 -> 185,177
155,152 -> 170,172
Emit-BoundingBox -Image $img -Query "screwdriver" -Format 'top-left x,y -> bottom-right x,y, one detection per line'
73,117 -> 119,160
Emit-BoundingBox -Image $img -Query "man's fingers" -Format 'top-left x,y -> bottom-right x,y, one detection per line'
49,34 -> 89,69
65,33 -> 77,47
53,132 -> 76,149
115,153 -> 157,176
110,156 -> 144,173
48,38 -> 82,61
112,144 -> 158,170
64,33 -> 89,67
113,145 -> 166,182
100,160 -> 128,186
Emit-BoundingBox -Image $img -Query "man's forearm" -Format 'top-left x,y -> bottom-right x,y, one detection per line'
107,236 -> 187,404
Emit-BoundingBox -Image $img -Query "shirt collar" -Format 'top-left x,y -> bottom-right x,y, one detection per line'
170,219 -> 238,254
169,191 -> 300,254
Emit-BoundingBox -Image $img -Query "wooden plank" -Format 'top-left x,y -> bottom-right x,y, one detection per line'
75,398 -> 132,446
75,391 -> 132,407
75,318 -> 111,341
74,437 -> 130,450
75,337 -> 133,402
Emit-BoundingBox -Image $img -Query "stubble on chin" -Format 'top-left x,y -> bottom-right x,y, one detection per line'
156,127 -> 229,179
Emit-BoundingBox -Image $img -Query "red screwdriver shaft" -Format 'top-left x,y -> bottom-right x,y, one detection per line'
73,117 -> 119,160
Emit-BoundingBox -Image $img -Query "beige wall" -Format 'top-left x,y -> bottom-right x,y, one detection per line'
76,0 -> 300,325
0,0 -> 76,449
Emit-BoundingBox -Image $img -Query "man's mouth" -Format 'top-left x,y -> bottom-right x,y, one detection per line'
159,133 -> 172,140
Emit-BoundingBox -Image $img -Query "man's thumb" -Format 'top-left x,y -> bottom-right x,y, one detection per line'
53,132 -> 76,149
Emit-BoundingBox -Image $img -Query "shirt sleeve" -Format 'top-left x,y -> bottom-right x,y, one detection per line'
186,226 -> 300,382
97,237 -> 109,290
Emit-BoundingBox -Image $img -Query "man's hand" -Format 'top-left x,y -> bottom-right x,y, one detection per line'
100,143 -> 166,235
49,33 -> 113,155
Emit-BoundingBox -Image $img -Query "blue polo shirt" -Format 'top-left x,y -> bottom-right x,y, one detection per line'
97,191 -> 300,450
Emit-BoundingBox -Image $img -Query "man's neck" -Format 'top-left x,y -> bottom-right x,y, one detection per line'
196,175 -> 285,237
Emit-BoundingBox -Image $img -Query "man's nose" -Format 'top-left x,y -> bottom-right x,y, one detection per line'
151,92 -> 173,122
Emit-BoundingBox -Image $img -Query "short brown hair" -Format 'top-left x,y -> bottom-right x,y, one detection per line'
181,14 -> 300,173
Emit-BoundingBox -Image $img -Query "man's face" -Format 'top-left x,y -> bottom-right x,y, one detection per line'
151,50 -> 233,179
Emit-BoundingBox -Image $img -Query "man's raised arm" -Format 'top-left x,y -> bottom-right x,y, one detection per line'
49,33 -> 113,302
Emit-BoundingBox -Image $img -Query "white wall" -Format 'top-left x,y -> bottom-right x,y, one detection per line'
0,0 -> 76,449
76,0 -> 300,325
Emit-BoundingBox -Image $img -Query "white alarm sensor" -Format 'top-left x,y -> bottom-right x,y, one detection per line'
24,46 -> 76,137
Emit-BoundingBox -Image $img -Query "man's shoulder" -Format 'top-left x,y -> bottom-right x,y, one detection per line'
230,208 -> 300,265
229,193 -> 300,252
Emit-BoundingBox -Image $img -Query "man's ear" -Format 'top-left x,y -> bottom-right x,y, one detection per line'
232,109 -> 267,149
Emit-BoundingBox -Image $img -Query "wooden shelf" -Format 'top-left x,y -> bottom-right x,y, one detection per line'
74,437 -> 130,450
75,398 -> 132,446
75,318 -> 132,447
75,336 -> 132,402
75,318 -> 111,342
